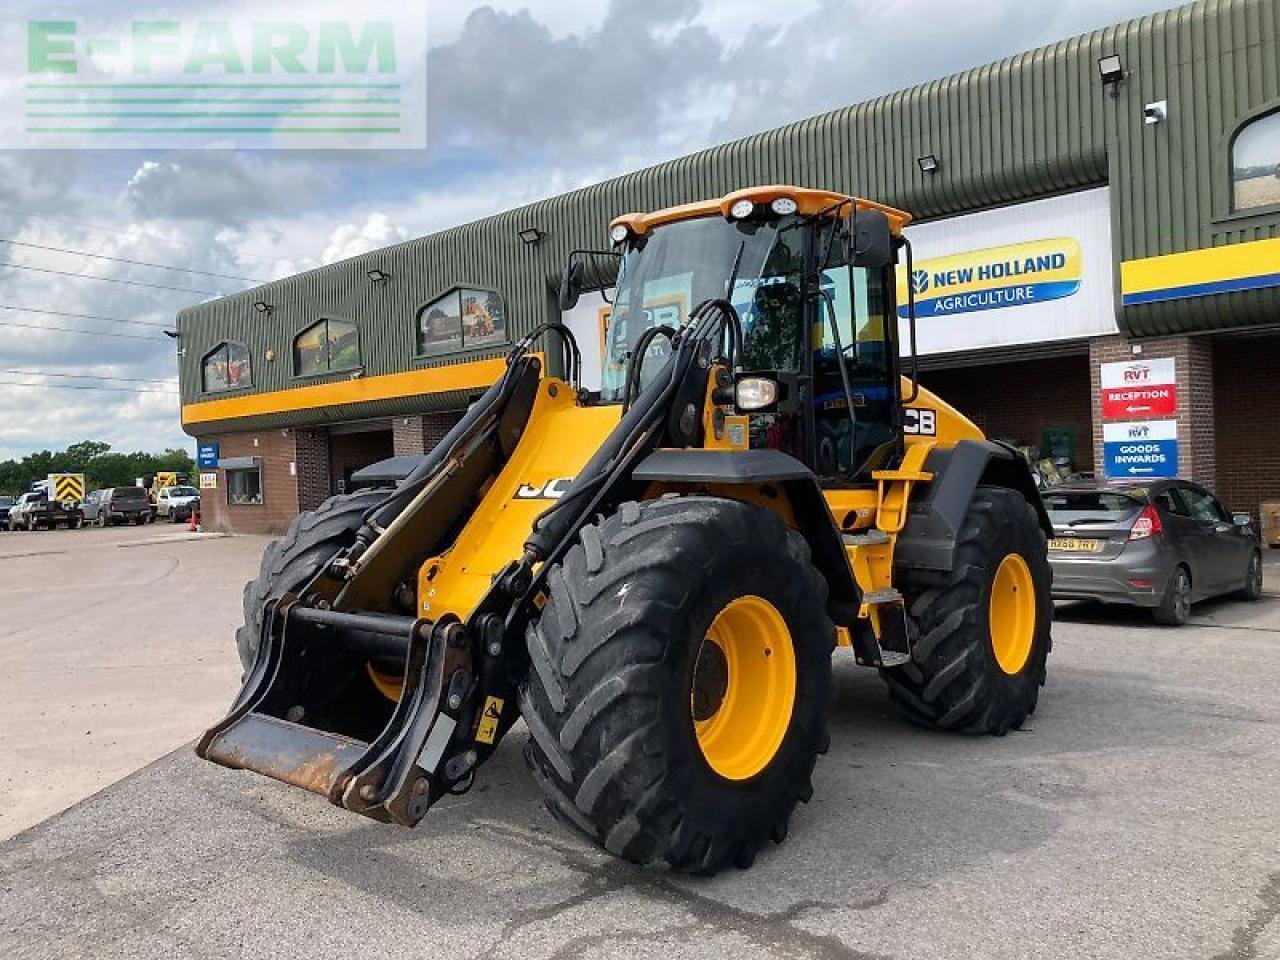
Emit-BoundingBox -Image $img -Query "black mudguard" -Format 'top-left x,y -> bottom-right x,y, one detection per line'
894,439 -> 1052,574
631,449 -> 860,612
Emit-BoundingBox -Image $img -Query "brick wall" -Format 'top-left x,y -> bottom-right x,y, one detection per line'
1214,335 -> 1280,517
392,412 -> 465,456
1089,335 -> 1216,488
328,430 -> 394,495
920,355 -> 1095,471
197,429 -> 300,535
295,428 -> 331,512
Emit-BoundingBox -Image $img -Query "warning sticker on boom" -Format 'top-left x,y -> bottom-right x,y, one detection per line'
476,696 -> 505,745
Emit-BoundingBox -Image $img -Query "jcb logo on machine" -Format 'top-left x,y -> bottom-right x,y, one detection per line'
903,408 -> 937,437
514,478 -> 574,500
53,474 -> 84,504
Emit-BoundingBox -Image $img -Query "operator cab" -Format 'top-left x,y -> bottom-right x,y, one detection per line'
584,187 -> 911,486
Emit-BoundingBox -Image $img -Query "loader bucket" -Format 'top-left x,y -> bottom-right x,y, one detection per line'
196,595 -> 470,825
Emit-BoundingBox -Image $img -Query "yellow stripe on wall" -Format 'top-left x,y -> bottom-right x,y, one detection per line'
182,356 -> 520,427
1120,236 -> 1280,297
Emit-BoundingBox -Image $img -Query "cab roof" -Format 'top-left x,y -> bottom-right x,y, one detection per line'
609,185 -> 912,238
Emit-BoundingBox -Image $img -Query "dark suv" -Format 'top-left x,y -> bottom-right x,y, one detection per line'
0,495 -> 14,530
82,487 -> 152,526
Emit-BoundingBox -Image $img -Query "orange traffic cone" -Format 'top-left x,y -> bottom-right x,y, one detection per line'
188,510 -> 201,533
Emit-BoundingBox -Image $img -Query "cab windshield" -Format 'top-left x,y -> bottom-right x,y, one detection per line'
600,213 -> 895,478
602,215 -> 806,403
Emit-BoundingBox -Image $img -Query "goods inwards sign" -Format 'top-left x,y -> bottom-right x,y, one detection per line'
3,2 -> 426,149
1103,420 -> 1179,479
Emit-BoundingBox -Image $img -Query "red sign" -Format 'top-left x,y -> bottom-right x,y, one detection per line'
1102,383 -> 1178,419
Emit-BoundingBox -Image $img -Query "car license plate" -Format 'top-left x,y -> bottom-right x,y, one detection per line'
1049,537 -> 1103,553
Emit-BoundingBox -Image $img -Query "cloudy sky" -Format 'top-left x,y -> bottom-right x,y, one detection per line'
0,0 -> 1176,461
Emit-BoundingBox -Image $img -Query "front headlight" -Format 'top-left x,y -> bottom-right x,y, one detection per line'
735,377 -> 778,411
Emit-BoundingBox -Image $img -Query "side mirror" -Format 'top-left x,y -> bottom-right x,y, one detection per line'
846,209 -> 894,269
558,259 -> 586,312
1234,513 -> 1253,528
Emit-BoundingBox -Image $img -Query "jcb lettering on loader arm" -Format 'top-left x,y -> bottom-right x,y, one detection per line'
200,185 -> 1052,875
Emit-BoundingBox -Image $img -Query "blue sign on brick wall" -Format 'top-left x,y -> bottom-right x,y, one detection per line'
197,443 -> 220,469
1103,420 -> 1178,479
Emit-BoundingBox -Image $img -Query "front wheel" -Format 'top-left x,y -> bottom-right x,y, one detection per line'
882,486 -> 1053,734
1153,566 -> 1192,626
520,496 -> 835,875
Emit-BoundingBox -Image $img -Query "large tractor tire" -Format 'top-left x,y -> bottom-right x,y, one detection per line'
882,486 -> 1052,735
236,488 -> 390,671
519,496 -> 835,875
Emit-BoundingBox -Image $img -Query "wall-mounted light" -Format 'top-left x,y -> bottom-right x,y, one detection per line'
367,268 -> 391,284
253,300 -> 273,315
1098,54 -> 1124,87
917,154 -> 939,175
518,227 -> 544,246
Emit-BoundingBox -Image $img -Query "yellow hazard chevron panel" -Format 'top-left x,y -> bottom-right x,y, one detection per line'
1120,237 -> 1280,307
52,474 -> 84,502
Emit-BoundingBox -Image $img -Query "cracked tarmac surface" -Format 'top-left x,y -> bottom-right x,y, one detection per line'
2,572 -> 1280,957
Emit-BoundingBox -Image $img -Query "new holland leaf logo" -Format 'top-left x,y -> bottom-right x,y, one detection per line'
911,270 -> 930,294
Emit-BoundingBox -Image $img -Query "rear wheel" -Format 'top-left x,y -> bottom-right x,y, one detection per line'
883,487 -> 1053,734
1153,565 -> 1192,626
520,496 -> 834,875
1236,551 -> 1263,602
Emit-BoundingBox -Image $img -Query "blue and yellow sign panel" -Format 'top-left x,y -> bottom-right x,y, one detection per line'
1120,237 -> 1280,307
897,237 -> 1083,319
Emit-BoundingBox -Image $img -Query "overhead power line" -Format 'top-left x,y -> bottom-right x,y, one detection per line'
0,318 -> 164,341
0,368 -> 175,384
0,259 -> 223,296
0,239 -> 268,285
0,303 -> 172,328
0,379 -> 177,394
0,203 -> 282,267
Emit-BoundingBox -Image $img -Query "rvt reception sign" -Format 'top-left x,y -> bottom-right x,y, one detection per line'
898,237 -> 1082,319
1103,420 -> 1179,479
1100,357 -> 1177,420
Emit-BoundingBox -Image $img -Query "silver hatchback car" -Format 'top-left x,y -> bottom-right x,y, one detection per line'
1046,480 -> 1262,626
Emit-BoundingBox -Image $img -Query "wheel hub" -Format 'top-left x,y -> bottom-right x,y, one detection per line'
989,553 -> 1036,675
692,595 -> 797,781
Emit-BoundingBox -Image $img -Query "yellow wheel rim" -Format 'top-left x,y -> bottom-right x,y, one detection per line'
367,663 -> 403,702
692,595 -> 797,781
989,554 -> 1036,675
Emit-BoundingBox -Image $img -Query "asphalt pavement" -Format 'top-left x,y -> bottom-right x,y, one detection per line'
1,531 -> 1278,959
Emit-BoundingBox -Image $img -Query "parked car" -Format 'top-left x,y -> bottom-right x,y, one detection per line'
155,484 -> 200,522
1046,479 -> 1262,626
82,486 -> 152,526
0,495 -> 14,530
6,491 -> 83,531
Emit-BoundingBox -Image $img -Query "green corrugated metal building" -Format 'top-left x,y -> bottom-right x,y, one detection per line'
178,0 -> 1280,534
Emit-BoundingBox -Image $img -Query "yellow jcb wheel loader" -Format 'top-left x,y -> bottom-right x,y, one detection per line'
198,185 -> 1053,875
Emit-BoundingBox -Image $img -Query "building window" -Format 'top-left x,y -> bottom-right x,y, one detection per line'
201,341 -> 251,392
1232,110 -> 1280,211
293,318 -> 361,377
226,466 -> 263,505
416,288 -> 507,356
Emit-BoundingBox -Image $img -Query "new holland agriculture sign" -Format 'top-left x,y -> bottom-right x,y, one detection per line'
895,188 -> 1117,356
898,238 -> 1082,319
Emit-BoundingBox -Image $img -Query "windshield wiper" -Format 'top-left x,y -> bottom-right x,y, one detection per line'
1064,517 -> 1121,527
